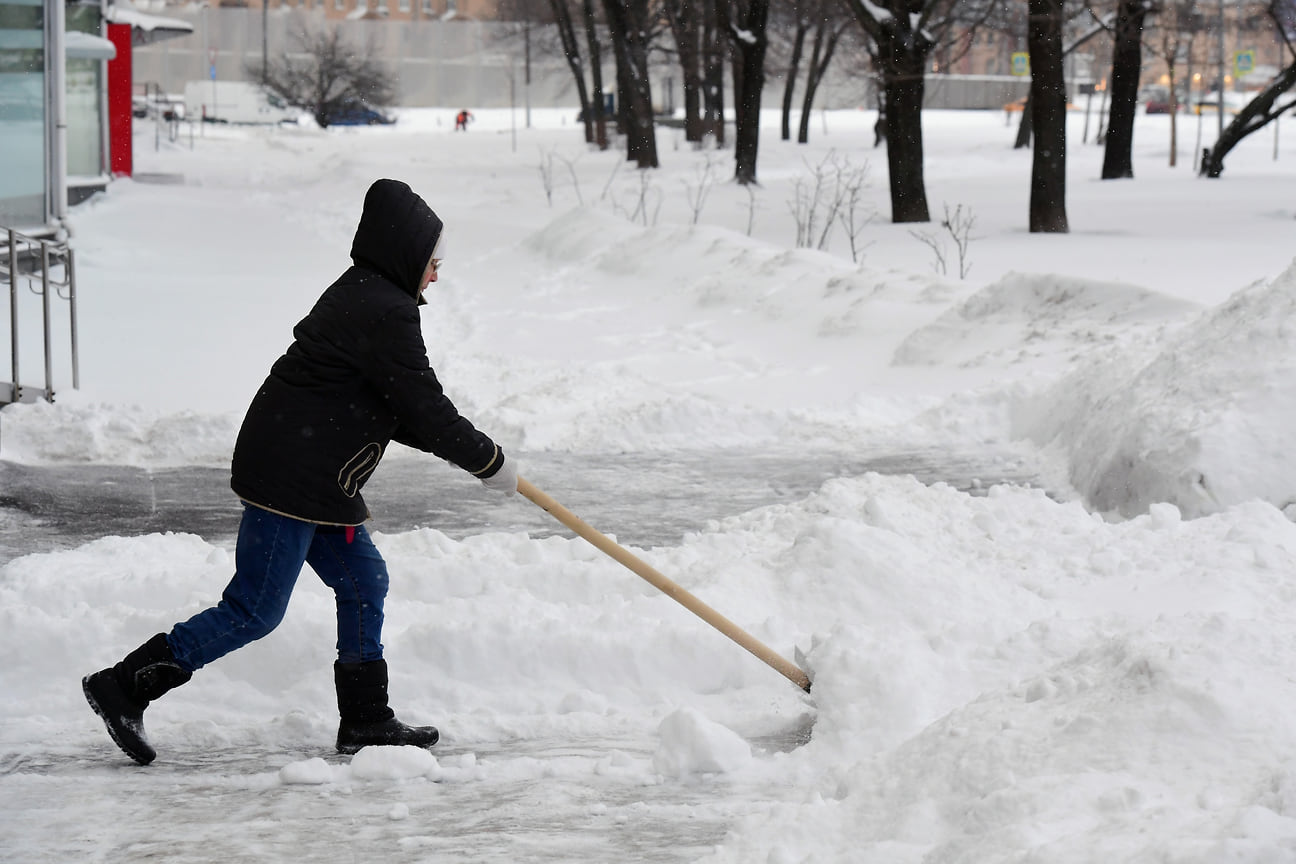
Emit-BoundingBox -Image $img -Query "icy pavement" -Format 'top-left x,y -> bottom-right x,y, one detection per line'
4,736 -> 777,863
0,447 -> 1042,564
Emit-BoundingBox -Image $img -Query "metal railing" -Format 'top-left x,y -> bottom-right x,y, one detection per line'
1,227 -> 79,404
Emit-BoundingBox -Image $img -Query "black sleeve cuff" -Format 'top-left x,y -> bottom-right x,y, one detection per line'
470,445 -> 504,478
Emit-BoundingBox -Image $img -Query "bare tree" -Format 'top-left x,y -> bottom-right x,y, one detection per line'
664,0 -> 707,143
777,5 -> 810,142
1145,0 -> 1204,167
520,0 -> 610,148
1014,5 -> 1110,149
702,0 -> 728,144
838,0 -> 939,222
582,0 -> 611,149
796,7 -> 850,144
512,0 -> 548,130
546,0 -> 597,142
602,0 -> 660,167
1029,0 -> 1069,232
252,24 -> 394,129
1200,0 -> 1296,176
837,0 -> 997,223
771,0 -> 851,145
1101,0 -> 1156,178
725,0 -> 772,184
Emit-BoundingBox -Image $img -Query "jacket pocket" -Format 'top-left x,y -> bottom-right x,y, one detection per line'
338,442 -> 383,498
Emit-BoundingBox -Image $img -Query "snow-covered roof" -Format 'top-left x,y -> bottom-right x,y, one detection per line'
105,1 -> 194,45
65,30 -> 117,60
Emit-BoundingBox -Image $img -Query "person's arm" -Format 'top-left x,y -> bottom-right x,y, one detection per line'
365,304 -> 502,478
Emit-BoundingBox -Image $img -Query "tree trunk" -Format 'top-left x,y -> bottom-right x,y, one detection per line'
839,0 -> 931,222
581,0 -> 608,149
1014,91 -> 1034,149
797,18 -> 844,145
1101,0 -> 1148,179
602,0 -> 659,168
608,26 -> 631,137
729,0 -> 770,184
547,0 -> 594,144
877,31 -> 931,223
665,0 -> 705,143
702,0 -> 726,146
1201,60 -> 1296,177
1028,0 -> 1068,232
1167,61 -> 1179,167
797,21 -> 823,144
782,20 -> 808,141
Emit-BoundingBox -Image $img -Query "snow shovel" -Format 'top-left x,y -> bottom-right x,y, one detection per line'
517,477 -> 812,693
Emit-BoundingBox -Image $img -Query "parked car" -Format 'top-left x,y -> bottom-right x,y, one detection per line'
1192,90 -> 1248,115
1140,86 -> 1185,114
132,93 -> 185,121
184,81 -> 299,125
328,101 -> 396,126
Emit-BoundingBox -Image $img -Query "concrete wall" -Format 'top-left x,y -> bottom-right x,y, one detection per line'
131,11 -> 1045,114
922,74 -> 1033,110
133,12 -> 614,109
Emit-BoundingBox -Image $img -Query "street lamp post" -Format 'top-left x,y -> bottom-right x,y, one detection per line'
1216,0 -> 1224,140
262,0 -> 269,83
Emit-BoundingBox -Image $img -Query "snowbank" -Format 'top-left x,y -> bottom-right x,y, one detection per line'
1021,260 -> 1296,517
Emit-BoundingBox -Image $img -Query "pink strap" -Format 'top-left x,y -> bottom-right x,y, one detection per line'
345,526 -> 355,544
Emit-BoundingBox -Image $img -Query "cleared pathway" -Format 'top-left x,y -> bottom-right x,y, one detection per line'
0,448 -> 1043,564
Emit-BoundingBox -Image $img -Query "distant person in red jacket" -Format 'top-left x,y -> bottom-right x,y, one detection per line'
455,109 -> 474,131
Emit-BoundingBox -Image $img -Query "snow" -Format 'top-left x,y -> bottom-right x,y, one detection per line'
3,105 -> 1296,862
104,0 -> 194,37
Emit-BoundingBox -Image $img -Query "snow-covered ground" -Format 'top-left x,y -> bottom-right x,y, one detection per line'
2,104 -> 1296,863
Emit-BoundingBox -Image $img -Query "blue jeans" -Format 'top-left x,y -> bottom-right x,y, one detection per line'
166,505 -> 389,672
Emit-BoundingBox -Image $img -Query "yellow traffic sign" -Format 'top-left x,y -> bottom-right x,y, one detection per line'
1234,50 -> 1255,77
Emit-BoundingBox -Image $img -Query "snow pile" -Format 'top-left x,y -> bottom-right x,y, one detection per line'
461,206 -> 956,453
1022,260 -> 1296,517
700,486 -> 1296,863
653,708 -> 753,778
894,271 -> 1199,369
0,393 -> 239,466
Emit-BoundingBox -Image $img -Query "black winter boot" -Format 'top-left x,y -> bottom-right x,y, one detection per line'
82,633 -> 192,765
335,659 -> 439,755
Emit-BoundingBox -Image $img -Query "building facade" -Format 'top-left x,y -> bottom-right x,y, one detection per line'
1,0 -> 116,233
213,0 -> 500,23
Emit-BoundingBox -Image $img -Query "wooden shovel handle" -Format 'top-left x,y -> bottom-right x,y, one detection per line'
517,477 -> 812,693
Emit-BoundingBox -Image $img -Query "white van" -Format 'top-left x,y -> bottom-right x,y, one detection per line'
183,81 -> 300,125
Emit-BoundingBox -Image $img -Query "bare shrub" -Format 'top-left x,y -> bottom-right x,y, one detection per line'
787,151 -> 873,260
909,203 -> 976,278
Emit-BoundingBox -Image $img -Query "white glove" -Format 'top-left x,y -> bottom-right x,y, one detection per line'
480,456 -> 518,496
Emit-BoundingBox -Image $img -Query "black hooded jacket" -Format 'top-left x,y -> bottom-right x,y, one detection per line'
230,179 -> 503,525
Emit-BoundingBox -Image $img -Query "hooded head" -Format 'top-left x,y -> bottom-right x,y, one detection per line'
350,179 -> 444,306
